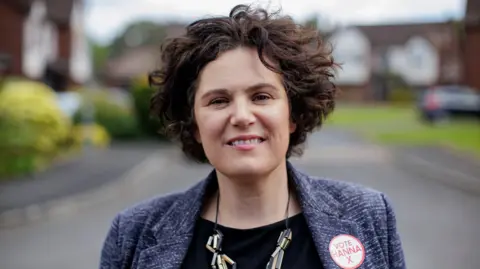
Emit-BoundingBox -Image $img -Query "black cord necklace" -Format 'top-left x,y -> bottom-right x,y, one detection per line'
206,189 -> 293,269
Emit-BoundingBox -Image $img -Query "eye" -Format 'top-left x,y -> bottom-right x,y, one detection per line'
253,93 -> 272,102
208,98 -> 229,106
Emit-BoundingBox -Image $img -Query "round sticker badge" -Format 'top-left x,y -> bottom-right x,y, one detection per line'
329,234 -> 365,269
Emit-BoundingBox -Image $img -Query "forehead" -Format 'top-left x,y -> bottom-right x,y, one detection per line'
196,47 -> 283,94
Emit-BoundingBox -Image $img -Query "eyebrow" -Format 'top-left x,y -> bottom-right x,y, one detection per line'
200,83 -> 279,100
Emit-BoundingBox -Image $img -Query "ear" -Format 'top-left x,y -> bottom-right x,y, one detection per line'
194,128 -> 202,144
192,107 -> 202,144
289,120 -> 297,134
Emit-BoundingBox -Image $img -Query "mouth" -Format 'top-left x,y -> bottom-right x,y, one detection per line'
226,136 -> 266,147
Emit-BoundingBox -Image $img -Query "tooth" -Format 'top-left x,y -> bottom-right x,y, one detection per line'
230,139 -> 263,146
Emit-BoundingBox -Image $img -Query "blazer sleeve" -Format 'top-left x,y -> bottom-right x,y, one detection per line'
99,214 -> 123,269
382,194 -> 407,269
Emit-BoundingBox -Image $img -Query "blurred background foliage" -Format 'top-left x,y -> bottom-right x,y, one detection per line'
0,74 -> 164,180
0,80 -> 72,178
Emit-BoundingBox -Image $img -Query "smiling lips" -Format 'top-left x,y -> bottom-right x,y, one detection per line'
226,135 -> 266,150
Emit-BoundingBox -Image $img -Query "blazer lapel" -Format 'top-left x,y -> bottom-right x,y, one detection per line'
137,170 -> 217,269
289,162 -> 376,269
137,234 -> 192,269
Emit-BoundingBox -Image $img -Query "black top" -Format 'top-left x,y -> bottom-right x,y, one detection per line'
181,213 -> 323,269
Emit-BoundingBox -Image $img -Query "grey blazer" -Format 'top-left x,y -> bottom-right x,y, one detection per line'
99,162 -> 406,269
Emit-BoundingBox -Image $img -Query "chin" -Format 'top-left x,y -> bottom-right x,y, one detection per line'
215,157 -> 278,181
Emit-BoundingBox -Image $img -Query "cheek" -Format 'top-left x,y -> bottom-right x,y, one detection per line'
261,103 -> 293,138
195,112 -> 225,144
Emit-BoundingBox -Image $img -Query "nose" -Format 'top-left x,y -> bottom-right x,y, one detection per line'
229,99 -> 255,127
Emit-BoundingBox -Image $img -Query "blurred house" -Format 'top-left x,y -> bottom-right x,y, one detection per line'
0,0 -> 92,91
329,22 -> 463,101
105,45 -> 160,88
104,23 -> 186,89
464,0 -> 480,91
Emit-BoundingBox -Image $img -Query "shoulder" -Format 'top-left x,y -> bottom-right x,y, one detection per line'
109,174 -> 207,239
313,175 -> 386,203
113,190 -> 186,237
303,174 -> 394,222
100,189 -> 191,268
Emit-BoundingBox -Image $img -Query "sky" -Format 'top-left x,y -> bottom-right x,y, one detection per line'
84,0 -> 467,45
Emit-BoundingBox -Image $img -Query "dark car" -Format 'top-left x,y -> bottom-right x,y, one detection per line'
418,85 -> 480,123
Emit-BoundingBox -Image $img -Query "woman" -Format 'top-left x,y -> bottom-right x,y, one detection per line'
100,4 -> 406,269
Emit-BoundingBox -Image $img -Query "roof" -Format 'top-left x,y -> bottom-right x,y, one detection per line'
106,45 -> 161,79
46,0 -> 75,24
3,0 -> 33,13
355,22 -> 455,51
105,23 -> 187,80
466,0 -> 480,25
335,21 -> 463,84
164,23 -> 187,39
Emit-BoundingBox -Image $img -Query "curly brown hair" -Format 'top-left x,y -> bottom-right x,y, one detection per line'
149,4 -> 338,163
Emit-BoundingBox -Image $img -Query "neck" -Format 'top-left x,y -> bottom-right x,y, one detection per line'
204,162 -> 301,229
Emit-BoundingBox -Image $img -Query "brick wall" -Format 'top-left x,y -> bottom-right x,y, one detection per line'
57,25 -> 71,63
336,85 -> 371,102
0,2 -> 24,76
464,25 -> 480,90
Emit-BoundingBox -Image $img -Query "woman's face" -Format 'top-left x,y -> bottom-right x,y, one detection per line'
194,47 -> 296,179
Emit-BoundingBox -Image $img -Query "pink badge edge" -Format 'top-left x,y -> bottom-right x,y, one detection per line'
328,234 -> 366,269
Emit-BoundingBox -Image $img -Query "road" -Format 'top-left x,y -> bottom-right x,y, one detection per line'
0,128 -> 479,269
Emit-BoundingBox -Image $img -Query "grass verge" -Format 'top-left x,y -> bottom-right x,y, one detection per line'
327,105 -> 480,157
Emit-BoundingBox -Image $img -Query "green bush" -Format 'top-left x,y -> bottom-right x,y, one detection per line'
388,87 -> 417,105
385,72 -> 417,105
0,80 -> 71,178
74,90 -> 141,140
131,76 -> 165,139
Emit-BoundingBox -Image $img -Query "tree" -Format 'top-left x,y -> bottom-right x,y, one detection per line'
108,21 -> 167,60
302,13 -> 336,35
89,39 -> 109,79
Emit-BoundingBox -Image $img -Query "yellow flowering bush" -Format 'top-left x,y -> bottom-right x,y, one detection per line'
73,89 -> 141,139
0,80 -> 71,178
70,123 -> 111,149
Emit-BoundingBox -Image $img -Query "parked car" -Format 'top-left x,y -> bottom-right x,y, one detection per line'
418,85 -> 480,123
